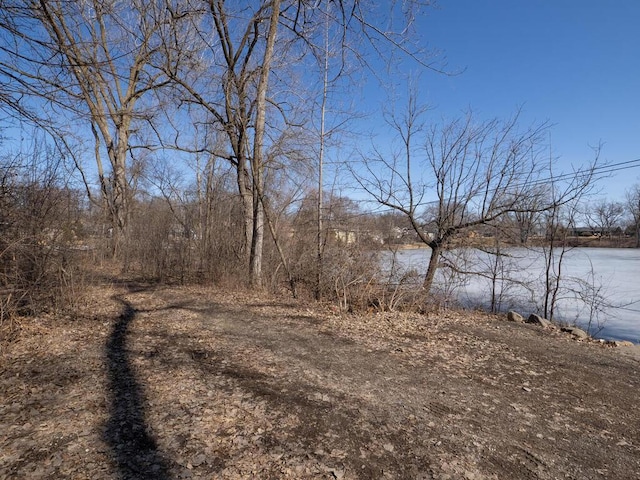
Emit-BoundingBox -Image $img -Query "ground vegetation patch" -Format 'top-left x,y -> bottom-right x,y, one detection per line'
1,283 -> 640,479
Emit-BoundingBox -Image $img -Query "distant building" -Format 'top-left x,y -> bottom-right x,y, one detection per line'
570,227 -> 622,237
333,228 -> 357,245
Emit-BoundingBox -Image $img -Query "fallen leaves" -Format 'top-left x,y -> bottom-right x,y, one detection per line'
2,284 -> 640,479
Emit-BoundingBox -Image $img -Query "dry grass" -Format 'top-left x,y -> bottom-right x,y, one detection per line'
2,283 -> 639,479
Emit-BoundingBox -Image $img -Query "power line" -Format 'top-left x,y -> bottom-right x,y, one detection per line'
332,157 -> 640,220
515,158 -> 640,191
324,157 -> 640,198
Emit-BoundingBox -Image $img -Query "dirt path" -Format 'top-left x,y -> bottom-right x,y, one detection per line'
2,284 -> 640,479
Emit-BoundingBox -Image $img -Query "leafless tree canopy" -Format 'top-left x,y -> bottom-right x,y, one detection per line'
0,0 -> 616,318
355,98 -> 598,293
586,199 -> 625,238
626,184 -> 640,248
0,0 -> 182,257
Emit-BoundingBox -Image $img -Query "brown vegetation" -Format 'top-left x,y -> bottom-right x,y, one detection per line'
1,4 -> 640,476
2,282 -> 640,479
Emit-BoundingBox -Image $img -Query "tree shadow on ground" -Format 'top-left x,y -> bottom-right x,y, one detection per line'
103,291 -> 172,480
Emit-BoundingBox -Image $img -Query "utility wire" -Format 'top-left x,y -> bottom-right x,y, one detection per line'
323,157 -> 640,221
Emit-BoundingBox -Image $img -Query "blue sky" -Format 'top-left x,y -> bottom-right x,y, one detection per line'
349,1 -> 640,202
2,1 -> 637,205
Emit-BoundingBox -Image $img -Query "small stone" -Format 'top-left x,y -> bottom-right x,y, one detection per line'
527,314 -> 551,328
383,443 -> 394,452
329,468 -> 345,479
570,328 -> 589,339
507,311 -> 524,323
522,386 -> 532,392
561,326 -> 589,339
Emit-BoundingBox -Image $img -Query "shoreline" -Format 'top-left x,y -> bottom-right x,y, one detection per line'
380,239 -> 639,250
377,245 -> 640,344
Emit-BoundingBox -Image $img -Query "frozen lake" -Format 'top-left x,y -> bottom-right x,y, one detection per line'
383,247 -> 640,343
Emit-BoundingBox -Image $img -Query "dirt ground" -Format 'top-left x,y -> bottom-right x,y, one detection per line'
2,282 -> 640,480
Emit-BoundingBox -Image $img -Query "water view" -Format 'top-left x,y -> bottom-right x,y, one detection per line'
384,247 -> 640,343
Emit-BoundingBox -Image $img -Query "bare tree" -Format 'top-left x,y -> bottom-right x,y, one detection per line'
507,186 -> 547,244
159,0 -> 293,287
540,196 -> 575,320
0,135 -> 85,327
158,0 -> 439,288
355,97 -> 558,294
0,0 -> 180,257
626,184 -> 640,248
1,0 -> 442,288
586,199 -> 625,240
535,142 -> 601,321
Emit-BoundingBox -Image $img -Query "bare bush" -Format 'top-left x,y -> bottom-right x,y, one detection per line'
124,186 -> 248,286
0,143 -> 86,339
321,245 -> 379,312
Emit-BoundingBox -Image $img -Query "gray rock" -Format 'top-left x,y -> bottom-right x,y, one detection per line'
572,328 -> 589,339
561,326 -> 589,339
527,314 -> 552,328
507,311 -> 524,323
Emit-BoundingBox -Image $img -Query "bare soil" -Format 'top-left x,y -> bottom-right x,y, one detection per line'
2,282 -> 640,479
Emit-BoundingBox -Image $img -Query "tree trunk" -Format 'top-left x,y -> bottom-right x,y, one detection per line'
249,186 -> 264,287
237,162 -> 253,263
248,0 -> 281,288
259,192 -> 297,297
423,243 -> 442,293
107,123 -> 131,263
